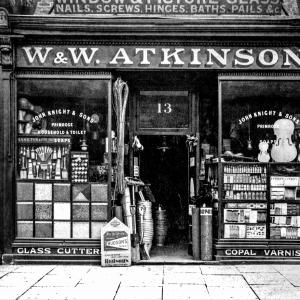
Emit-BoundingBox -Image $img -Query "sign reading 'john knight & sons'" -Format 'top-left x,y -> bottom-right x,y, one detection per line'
17,45 -> 300,70
54,0 -> 281,15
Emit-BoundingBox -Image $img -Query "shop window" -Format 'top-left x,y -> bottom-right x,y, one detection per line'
221,79 -> 300,158
16,78 -> 110,239
219,77 -> 300,241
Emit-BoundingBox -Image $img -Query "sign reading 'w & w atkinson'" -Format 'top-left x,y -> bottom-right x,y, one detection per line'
17,45 -> 300,70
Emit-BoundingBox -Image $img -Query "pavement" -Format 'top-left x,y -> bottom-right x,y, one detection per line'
1,264 -> 300,300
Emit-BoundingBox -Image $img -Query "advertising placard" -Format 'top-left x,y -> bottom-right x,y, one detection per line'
101,217 -> 131,267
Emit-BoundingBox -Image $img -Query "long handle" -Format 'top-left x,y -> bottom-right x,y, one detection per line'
131,186 -> 136,235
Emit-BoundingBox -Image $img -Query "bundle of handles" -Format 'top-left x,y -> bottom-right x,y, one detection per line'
113,78 -> 129,195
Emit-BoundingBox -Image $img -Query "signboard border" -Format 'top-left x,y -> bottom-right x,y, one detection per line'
135,89 -> 193,135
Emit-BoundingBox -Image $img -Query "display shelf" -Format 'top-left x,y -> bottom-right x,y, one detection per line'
224,222 -> 266,225
222,199 -> 268,203
16,178 -> 70,183
222,162 -> 268,240
270,200 -> 300,203
17,134 -> 72,181
18,134 -> 72,145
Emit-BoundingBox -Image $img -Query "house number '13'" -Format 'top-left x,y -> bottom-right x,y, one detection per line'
158,103 -> 172,114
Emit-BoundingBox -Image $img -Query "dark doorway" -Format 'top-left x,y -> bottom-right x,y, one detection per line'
139,135 -> 192,260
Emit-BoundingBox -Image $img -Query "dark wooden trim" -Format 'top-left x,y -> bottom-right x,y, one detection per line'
0,68 -> 14,254
5,15 -> 300,38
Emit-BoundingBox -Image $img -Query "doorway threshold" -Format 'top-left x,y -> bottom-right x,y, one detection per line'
135,259 -> 220,265
135,243 -> 220,265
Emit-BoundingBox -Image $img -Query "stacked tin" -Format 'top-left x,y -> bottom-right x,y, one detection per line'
137,201 -> 154,250
155,206 -> 168,246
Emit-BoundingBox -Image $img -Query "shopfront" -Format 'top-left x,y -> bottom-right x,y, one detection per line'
1,2 -> 300,264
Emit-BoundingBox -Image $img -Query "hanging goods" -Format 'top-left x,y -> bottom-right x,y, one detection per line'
247,105 -> 253,151
190,177 -> 195,198
157,136 -> 170,153
113,78 -> 129,195
132,136 -> 144,151
132,136 -> 144,178
271,119 -> 297,162
137,200 -> 154,259
154,206 -> 168,246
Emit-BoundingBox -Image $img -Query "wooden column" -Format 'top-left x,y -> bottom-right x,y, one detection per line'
0,34 -> 14,260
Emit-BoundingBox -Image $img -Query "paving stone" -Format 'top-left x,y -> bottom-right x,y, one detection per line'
115,286 -> 162,300
207,286 -> 258,300
204,275 -> 248,287
19,287 -> 73,300
163,283 -> 209,300
164,265 -> 201,273
0,286 -> 28,300
79,274 -> 121,286
121,273 -> 163,286
242,272 -> 291,285
34,274 -> 81,287
200,266 -> 240,275
49,265 -> 91,275
68,283 -> 119,299
0,265 -> 20,272
87,266 -> 129,277
0,271 -> 10,278
67,287 -> 116,300
140,265 -> 164,275
251,284 -> 300,300
0,273 -> 40,287
280,274 -> 300,287
273,265 -> 300,273
236,265 -> 277,273
13,265 -> 55,274
164,272 -> 205,285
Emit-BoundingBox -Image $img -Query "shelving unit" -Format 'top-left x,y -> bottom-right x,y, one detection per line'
269,164 -> 300,239
222,163 -> 268,240
213,161 -> 300,261
17,134 -> 71,181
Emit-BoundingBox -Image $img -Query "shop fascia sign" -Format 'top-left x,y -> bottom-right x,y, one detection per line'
224,248 -> 300,257
17,45 -> 300,70
53,0 -> 281,15
3,0 -> 282,15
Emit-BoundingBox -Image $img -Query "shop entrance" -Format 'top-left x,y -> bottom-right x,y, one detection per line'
139,135 -> 191,261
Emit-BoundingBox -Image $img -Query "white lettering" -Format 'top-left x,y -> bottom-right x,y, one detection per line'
258,49 -> 278,66
110,48 -> 133,65
206,48 -> 231,67
68,47 -> 99,64
135,48 -> 156,65
22,47 -> 53,64
161,48 -> 185,65
190,48 -> 201,65
234,49 -> 255,66
283,49 -> 300,67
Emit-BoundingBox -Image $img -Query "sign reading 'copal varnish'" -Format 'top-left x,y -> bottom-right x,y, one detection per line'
224,249 -> 300,257
54,0 -> 281,15
101,217 -> 131,267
